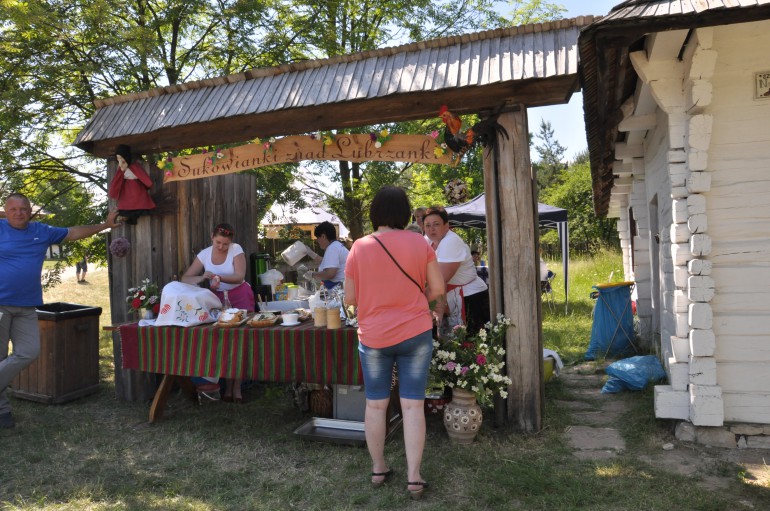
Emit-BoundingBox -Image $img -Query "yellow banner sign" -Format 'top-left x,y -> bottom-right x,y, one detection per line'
162,134 -> 457,183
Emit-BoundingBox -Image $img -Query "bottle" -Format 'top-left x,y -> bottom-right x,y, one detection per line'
223,290 -> 233,309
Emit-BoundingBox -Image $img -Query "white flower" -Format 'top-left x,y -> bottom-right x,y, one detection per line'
499,390 -> 508,399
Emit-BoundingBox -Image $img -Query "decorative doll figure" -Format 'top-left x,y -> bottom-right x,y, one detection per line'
108,144 -> 156,225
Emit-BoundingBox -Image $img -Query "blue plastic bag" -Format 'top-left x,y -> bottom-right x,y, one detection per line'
601,355 -> 666,394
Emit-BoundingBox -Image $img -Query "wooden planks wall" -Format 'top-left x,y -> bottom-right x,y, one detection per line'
108,157 -> 257,401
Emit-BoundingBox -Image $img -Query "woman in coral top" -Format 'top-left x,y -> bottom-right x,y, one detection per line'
344,186 -> 444,500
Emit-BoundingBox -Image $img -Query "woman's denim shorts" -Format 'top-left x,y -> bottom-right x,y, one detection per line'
358,329 -> 433,400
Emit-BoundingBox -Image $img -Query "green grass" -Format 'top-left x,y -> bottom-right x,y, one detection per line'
542,250 -> 625,364
2,252 -> 768,510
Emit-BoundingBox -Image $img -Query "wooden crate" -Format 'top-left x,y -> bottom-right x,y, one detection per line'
11,303 -> 102,404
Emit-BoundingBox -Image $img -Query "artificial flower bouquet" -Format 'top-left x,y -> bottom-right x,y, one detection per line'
127,278 -> 161,315
431,314 -> 513,406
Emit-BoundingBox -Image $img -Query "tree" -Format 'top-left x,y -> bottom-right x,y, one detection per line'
539,160 -> 617,255
533,119 -> 567,195
0,0 -> 286,200
0,0 -> 566,247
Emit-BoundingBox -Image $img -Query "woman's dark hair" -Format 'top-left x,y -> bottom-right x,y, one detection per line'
314,221 -> 337,241
370,186 -> 412,230
424,206 -> 449,224
212,223 -> 235,238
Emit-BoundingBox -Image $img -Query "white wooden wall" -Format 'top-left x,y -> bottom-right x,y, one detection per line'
617,20 -> 770,426
707,22 -> 770,424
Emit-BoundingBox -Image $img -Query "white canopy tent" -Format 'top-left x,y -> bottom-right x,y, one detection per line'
260,204 -> 350,240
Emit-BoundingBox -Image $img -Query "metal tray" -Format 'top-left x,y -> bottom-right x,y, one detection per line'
293,415 -> 402,446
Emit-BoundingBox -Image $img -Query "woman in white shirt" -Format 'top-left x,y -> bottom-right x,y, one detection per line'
182,223 -> 254,403
423,207 -> 489,334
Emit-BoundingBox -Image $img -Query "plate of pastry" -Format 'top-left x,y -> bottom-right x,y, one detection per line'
214,308 -> 249,327
248,312 -> 279,327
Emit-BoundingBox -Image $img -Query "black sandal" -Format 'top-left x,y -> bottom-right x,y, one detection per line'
407,481 -> 429,500
371,469 -> 394,488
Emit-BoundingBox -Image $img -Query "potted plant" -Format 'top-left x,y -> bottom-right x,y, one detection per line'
431,315 -> 513,443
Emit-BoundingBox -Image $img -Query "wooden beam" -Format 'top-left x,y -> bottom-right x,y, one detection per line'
618,113 -> 657,132
496,108 -> 543,432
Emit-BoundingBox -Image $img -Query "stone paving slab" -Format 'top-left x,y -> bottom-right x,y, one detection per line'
553,400 -> 595,411
566,426 -> 626,452
570,410 -> 622,426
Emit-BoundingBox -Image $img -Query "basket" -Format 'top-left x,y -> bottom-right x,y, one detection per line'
309,386 -> 333,418
249,318 -> 278,327
248,313 -> 278,327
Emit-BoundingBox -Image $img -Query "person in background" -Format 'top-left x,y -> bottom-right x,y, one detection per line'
411,207 -> 427,234
344,186 -> 444,500
0,193 -> 121,429
304,221 -> 348,290
471,250 -> 488,284
423,206 -> 489,335
107,144 -> 156,225
182,223 -> 254,404
539,248 -> 553,283
76,253 -> 88,283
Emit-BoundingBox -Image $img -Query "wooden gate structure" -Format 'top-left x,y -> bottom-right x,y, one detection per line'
75,16 -> 595,432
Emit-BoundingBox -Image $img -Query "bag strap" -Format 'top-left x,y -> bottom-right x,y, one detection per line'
370,234 -> 423,293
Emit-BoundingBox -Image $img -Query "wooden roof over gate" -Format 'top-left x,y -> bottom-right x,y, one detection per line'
75,17 -> 595,158
579,0 -> 770,216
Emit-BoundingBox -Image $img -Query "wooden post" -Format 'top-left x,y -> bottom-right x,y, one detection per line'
483,118 -> 506,426
489,107 -> 543,432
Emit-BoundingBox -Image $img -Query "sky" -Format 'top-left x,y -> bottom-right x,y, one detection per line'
520,0 -> 621,162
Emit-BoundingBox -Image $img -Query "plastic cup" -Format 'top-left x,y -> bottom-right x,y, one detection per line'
314,307 -> 327,327
326,307 -> 342,330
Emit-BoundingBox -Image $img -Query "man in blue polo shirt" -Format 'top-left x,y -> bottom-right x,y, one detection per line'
0,193 -> 120,428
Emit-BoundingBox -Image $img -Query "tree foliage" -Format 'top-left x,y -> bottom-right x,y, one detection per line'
1,0 -> 567,252
533,119 -> 567,194
539,160 -> 617,255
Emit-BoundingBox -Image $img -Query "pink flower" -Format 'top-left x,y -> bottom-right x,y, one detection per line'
446,362 -> 457,371
476,354 -> 487,365
461,366 -> 470,375
430,130 -> 439,139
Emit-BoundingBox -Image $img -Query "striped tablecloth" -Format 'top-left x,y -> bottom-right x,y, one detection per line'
120,321 -> 363,385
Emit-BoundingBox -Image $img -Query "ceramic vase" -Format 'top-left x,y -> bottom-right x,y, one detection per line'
142,308 -> 155,320
443,387 -> 482,444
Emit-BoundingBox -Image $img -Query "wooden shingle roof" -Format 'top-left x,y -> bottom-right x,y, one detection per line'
75,17 -> 595,158
579,0 -> 770,215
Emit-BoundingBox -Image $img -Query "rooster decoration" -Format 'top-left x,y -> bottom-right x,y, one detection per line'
438,105 -> 509,162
